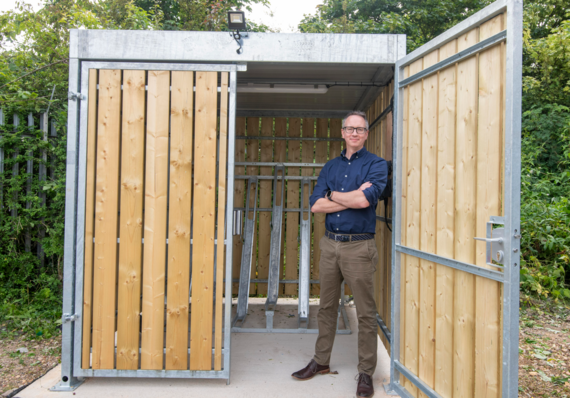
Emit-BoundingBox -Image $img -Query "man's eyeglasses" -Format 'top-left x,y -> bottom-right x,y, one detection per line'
342,126 -> 368,135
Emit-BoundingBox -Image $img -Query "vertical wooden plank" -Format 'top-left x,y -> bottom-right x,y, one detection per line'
189,71 -> 218,371
285,118 -> 301,296
301,118 -> 314,294
232,118 -> 246,294
454,27 -> 479,398
435,39 -> 458,398
328,120 -> 343,169
419,49 -> 439,396
404,58 -> 423,397
82,69 -> 98,369
474,16 -> 503,398
116,69 -> 146,370
246,117 -> 259,295
312,118 -> 328,296
274,118 -> 287,295
257,117 -> 273,295
214,72 -> 229,371
400,66 -> 410,387
141,70 -> 170,370
91,69 -> 121,370
165,71 -> 194,370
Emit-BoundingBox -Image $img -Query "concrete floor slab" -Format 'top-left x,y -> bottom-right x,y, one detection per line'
18,300 -> 392,398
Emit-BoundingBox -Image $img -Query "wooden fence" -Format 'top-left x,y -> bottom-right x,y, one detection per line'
0,109 -> 58,266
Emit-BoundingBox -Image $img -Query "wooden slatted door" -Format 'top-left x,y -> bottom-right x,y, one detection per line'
390,1 -> 522,397
80,67 -> 232,375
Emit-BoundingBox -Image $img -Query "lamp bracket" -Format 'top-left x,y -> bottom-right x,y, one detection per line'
230,30 -> 248,54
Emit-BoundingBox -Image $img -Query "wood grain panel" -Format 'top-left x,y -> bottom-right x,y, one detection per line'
82,69 -> 98,369
165,71 -> 194,370
214,72 -> 229,371
454,27 -> 479,397
189,71 -> 218,371
246,117 -> 259,295
435,39 -> 458,397
312,118 -> 328,296
474,16 -> 503,398
141,70 -> 170,370
285,118 -> 301,296
400,66 -> 409,387
232,118 -> 246,294
404,58 -> 423,397
257,117 -> 273,295
91,69 -> 121,370
419,49 -> 439,396
116,69 -> 146,370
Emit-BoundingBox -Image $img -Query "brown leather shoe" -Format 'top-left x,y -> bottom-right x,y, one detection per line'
291,359 -> 330,380
356,373 -> 374,397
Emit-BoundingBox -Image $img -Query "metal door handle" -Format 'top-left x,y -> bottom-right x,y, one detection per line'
474,237 -> 503,243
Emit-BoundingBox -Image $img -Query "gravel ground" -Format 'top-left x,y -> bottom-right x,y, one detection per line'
518,301 -> 570,397
0,333 -> 60,397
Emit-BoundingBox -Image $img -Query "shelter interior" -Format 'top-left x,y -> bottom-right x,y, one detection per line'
230,60 -> 395,352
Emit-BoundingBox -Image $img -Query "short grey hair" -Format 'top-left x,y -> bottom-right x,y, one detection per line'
342,111 -> 369,130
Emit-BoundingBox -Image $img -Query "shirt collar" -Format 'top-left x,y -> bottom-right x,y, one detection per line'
340,146 -> 368,161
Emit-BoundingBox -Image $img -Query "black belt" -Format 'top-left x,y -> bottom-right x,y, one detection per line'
325,230 -> 374,242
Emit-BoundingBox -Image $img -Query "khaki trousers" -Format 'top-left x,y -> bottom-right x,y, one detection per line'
313,235 -> 379,376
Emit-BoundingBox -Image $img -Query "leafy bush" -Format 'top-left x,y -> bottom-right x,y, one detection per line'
520,105 -> 570,300
0,109 -> 68,338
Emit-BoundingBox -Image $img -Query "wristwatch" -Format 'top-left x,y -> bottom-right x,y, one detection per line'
326,190 -> 334,201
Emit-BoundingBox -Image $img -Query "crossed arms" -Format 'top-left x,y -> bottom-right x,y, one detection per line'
311,182 -> 372,213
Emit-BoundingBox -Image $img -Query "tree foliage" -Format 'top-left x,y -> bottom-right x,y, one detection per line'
298,0 -> 493,51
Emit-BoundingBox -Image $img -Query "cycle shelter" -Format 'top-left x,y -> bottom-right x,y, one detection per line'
57,0 -> 522,396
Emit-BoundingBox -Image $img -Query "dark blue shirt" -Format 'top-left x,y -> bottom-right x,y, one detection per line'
310,147 -> 388,234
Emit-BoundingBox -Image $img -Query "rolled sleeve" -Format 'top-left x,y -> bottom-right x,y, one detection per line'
362,158 -> 388,207
310,164 -> 330,208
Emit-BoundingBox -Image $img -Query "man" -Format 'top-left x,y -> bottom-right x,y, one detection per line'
291,111 -> 388,398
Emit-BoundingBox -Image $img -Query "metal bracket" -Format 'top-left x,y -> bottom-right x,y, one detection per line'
50,377 -> 84,392
68,92 -> 85,101
298,178 -> 312,328
265,165 -> 285,329
233,177 -> 258,327
474,216 -> 505,266
383,380 -> 400,396
62,313 -> 80,323
230,30 -> 249,54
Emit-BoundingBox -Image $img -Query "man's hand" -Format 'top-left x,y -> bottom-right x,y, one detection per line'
359,182 -> 372,191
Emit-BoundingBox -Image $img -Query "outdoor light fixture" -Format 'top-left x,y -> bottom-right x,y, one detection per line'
237,83 -> 329,94
228,11 -> 246,30
228,10 -> 248,54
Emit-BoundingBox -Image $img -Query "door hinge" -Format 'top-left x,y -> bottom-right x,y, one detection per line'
62,313 -> 80,323
68,92 -> 85,101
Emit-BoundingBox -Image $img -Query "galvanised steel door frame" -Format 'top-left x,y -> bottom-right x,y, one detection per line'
55,60 -> 241,390
389,0 -> 522,397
